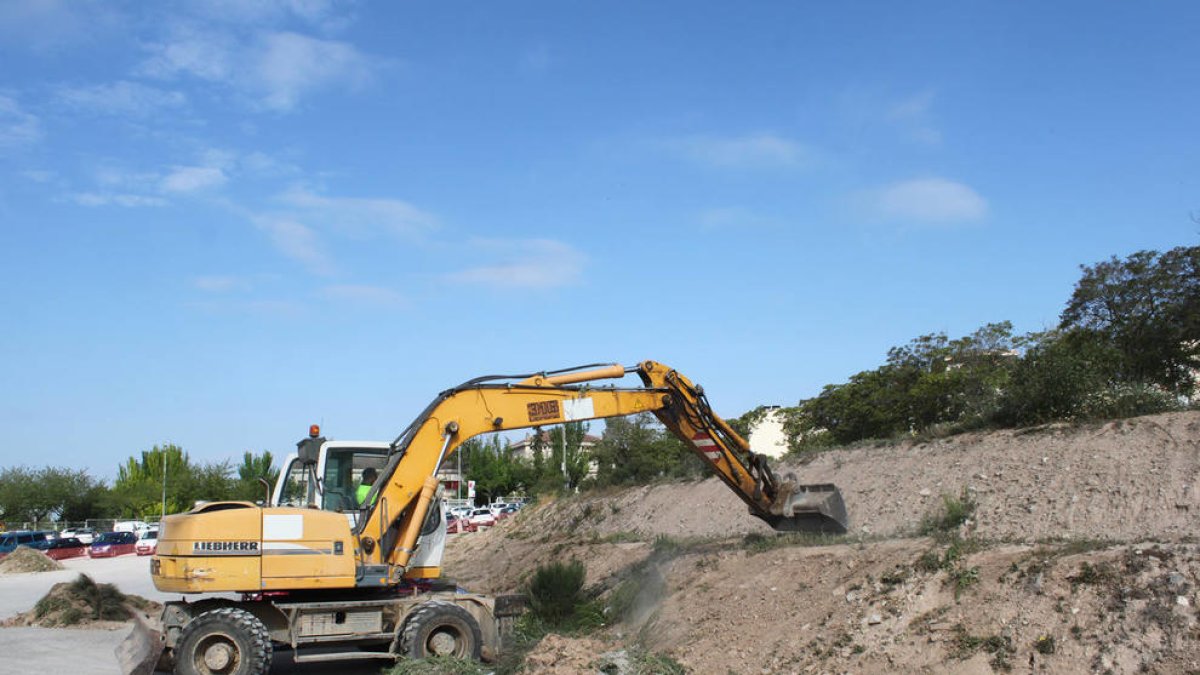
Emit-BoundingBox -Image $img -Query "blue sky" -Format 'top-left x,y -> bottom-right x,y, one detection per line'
1,1 -> 1196,477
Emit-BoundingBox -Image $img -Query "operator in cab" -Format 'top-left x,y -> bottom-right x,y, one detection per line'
356,467 -> 378,507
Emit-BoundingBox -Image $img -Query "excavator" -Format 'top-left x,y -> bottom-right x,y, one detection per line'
118,361 -> 848,675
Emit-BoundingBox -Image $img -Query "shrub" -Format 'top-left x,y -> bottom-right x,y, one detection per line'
921,488 -> 977,535
527,560 -> 586,626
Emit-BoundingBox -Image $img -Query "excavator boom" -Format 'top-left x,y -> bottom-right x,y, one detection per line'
357,361 -> 848,571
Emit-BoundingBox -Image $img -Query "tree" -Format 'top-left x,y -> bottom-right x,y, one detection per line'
548,422 -> 591,490
233,451 -> 279,503
461,436 -> 522,504
1061,246 -> 1200,396
591,414 -> 699,485
0,466 -> 111,525
800,323 -> 1020,444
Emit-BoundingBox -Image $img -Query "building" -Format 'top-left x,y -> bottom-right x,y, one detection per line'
507,430 -> 601,461
747,406 -> 789,458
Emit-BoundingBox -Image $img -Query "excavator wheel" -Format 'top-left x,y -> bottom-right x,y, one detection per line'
174,606 -> 272,675
399,601 -> 483,660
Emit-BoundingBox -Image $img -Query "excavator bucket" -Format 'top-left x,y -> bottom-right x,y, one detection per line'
766,483 -> 849,534
115,610 -> 167,675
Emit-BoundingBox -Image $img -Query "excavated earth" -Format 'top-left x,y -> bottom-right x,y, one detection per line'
442,411 -> 1200,673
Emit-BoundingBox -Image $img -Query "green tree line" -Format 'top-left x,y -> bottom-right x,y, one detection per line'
778,244 -> 1200,449
0,446 -> 279,525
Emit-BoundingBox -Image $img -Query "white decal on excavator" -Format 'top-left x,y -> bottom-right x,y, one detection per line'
562,397 -> 594,421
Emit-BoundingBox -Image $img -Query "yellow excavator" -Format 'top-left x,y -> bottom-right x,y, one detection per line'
119,361 -> 847,675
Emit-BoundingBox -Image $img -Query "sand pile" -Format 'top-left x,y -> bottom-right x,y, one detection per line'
0,546 -> 64,574
3,574 -> 159,628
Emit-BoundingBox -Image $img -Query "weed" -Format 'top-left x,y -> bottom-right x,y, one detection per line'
384,656 -> 487,675
920,488 -> 977,535
652,535 -> 681,556
741,530 -> 843,554
627,649 -> 687,674
527,560 -> 586,625
952,625 -> 1014,670
1069,562 -> 1118,588
598,531 -> 643,544
950,566 -> 980,598
1035,635 -> 1056,655
1070,625 -> 1083,639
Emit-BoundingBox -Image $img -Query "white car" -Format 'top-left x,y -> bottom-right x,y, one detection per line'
60,528 -> 96,545
467,508 -> 497,527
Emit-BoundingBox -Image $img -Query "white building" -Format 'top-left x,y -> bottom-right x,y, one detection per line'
747,406 -> 789,458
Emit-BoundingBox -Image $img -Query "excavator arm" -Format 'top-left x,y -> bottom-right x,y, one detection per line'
355,361 -> 848,573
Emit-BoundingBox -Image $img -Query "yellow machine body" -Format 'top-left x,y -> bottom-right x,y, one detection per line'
153,504 -> 355,593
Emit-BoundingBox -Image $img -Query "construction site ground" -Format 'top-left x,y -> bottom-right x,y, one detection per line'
440,411 -> 1200,673
2,410 -> 1198,673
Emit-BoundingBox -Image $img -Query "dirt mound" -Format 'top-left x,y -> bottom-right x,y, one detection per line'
0,546 -> 65,574
522,634 -> 610,673
441,410 -> 1200,673
2,574 -> 159,629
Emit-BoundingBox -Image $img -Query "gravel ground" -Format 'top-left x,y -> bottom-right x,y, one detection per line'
0,553 -> 382,675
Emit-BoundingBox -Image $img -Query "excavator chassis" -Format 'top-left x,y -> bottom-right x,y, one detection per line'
118,590 -> 526,675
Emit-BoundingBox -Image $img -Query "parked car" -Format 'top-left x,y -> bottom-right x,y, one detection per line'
445,516 -> 476,534
467,508 -> 497,528
46,537 -> 87,561
0,531 -> 53,556
135,529 -> 159,556
60,528 -> 96,545
89,531 -> 138,558
113,520 -> 151,535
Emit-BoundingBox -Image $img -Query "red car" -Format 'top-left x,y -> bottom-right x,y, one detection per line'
89,531 -> 137,558
135,530 -> 158,556
446,516 -> 477,534
46,537 -> 87,560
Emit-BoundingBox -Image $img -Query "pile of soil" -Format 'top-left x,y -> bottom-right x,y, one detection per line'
522,634 -> 610,674
441,410 -> 1200,673
3,574 -> 159,629
0,546 -> 65,574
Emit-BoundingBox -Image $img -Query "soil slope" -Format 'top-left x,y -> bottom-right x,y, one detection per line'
442,411 -> 1200,673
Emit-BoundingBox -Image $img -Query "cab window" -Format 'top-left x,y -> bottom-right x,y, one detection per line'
278,459 -> 315,508
321,448 -> 387,512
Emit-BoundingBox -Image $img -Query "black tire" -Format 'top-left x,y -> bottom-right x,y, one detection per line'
399,601 -> 483,660
175,606 -> 272,675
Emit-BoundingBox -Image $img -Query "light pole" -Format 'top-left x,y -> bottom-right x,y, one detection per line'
561,425 -> 568,490
161,449 -> 167,523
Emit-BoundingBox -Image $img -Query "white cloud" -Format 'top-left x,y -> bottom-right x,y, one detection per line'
866,178 -> 988,225
448,239 -> 584,288
161,166 -> 228,193
252,32 -> 372,111
253,216 -> 334,275
0,95 -> 42,148
0,1 -> 120,53
279,188 -> 436,237
663,133 -> 810,169
191,275 -> 248,292
187,0 -> 347,30
71,192 -> 167,208
138,26 -> 238,82
55,81 -> 186,117
320,284 -> 406,308
21,170 -> 55,183
139,26 -> 373,112
886,90 -> 941,145
698,207 -> 777,230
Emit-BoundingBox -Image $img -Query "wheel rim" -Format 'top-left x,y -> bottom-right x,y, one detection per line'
427,627 -> 466,657
192,631 -> 241,674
